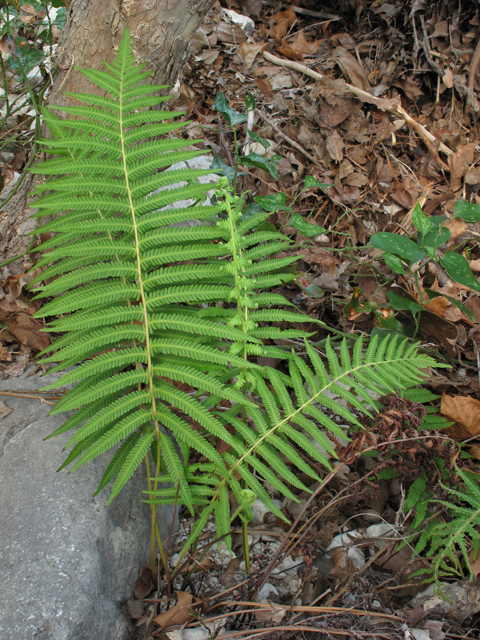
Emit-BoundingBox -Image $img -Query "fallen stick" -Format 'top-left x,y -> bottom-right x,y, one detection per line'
263,51 -> 454,159
468,36 -> 480,113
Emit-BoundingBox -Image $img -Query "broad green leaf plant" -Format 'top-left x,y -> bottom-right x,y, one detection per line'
31,28 -> 441,573
370,201 -> 480,336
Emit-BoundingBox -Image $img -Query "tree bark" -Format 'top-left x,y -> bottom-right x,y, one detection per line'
0,0 -> 214,275
49,0 -> 214,107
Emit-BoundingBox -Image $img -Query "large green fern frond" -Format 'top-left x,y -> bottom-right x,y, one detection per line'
31,28 -> 258,508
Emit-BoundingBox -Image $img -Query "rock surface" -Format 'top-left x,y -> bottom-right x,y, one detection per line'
0,369 -> 176,640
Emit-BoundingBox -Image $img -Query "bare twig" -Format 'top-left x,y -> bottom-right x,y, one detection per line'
206,601 -> 402,621
293,6 -> 340,21
254,109 -> 317,164
468,36 -> 480,113
263,51 -> 454,159
0,390 -> 64,401
419,15 -> 445,77
217,117 -> 235,167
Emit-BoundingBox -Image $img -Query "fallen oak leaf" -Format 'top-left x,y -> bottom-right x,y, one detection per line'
134,564 -> 153,600
441,392 -> 480,439
154,591 -> 199,630
268,6 -> 297,41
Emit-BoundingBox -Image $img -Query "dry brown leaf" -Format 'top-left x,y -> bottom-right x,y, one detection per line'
465,167 -> 480,185
197,49 -> 220,65
319,100 -> 351,127
334,47 -> 371,91
431,19 -> 449,37
278,32 -> 319,60
469,444 -> 480,461
326,132 -> 344,162
186,556 -> 212,573
0,165 -> 15,195
0,35 -> 16,56
154,591 -> 198,630
220,556 -> 243,585
442,68 -> 454,89
237,41 -> 265,69
134,565 -> 153,600
338,159 -> 354,180
444,218 -> 468,241
466,295 -> 480,322
3,268 -> 42,300
468,550 -> 480,578
127,598 -> 145,620
419,311 -> 458,358
166,617 -> 226,640
269,6 -> 297,41
19,4 -> 37,23
4,356 -> 26,378
190,28 -> 209,55
344,172 -> 369,187
298,249 -> 340,273
394,77 -> 424,100
374,543 -> 411,574
216,21 -> 246,44
6,313 -> 51,352
449,142 -> 476,192
269,71 -> 293,90
254,76 -> 272,96
424,296 -> 448,317
0,400 -> 13,421
441,392 -> 480,439
444,305 -> 471,324
255,603 -> 286,624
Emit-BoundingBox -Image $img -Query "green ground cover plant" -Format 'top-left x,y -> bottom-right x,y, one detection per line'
30,27 -> 447,575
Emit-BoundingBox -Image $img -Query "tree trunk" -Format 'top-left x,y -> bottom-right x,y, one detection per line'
0,0 -> 214,275
49,0 -> 214,108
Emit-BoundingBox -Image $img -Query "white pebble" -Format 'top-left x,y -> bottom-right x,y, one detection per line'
326,531 -> 365,569
257,583 -> 279,601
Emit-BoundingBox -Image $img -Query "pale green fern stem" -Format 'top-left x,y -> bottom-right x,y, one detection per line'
118,68 -> 164,573
225,190 -> 252,575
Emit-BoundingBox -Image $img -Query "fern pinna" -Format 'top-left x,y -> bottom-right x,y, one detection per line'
30,28 -> 441,558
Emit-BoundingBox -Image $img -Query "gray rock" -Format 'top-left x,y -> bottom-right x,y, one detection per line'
0,370 -> 176,640
152,155 -> 220,228
0,150 -> 15,165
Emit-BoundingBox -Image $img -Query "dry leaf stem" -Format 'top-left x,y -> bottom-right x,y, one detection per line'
263,51 -> 454,159
468,36 -> 480,113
